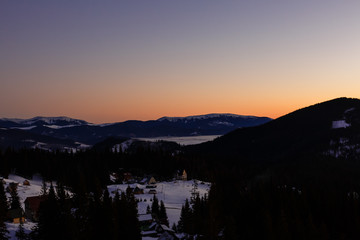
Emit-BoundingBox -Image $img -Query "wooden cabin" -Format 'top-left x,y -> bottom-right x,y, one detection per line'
7,208 -> 25,224
24,195 -> 48,221
181,170 -> 187,181
148,189 -> 157,194
23,180 -> 30,186
134,186 -> 144,194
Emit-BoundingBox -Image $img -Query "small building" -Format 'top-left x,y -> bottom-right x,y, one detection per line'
23,180 -> 30,186
139,214 -> 155,233
133,186 -> 144,194
141,176 -> 157,185
148,177 -> 156,185
181,170 -> 187,181
24,195 -> 48,221
123,172 -> 133,182
158,231 -> 179,240
175,169 -> 188,181
139,214 -> 153,225
142,222 -> 178,240
148,189 -> 157,194
7,208 -> 25,224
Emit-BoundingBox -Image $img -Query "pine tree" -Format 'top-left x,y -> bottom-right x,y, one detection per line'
190,180 -> 199,204
10,187 -> 21,210
172,223 -> 177,232
40,181 -> 47,196
0,181 -> 9,240
15,219 -> 27,240
159,200 -> 169,226
33,183 -> 62,240
55,182 -> 66,204
178,199 -> 192,234
114,191 -> 141,240
100,189 -> 114,240
151,195 -> 160,219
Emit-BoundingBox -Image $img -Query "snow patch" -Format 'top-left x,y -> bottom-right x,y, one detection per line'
345,107 -> 355,114
208,121 -> 234,127
44,124 -> 78,129
332,120 -> 351,129
112,139 -> 134,152
158,113 -> 255,122
11,126 -> 37,130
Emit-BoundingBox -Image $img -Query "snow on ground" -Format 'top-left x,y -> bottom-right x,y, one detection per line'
44,124 -> 78,129
4,174 -> 43,210
332,120 -> 350,129
11,126 -> 37,130
108,180 -> 211,226
5,221 -> 36,240
2,174 -> 209,239
3,174 -> 44,240
112,139 -> 134,152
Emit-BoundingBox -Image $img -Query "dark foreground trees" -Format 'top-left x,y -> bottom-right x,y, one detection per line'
0,181 -> 9,240
30,184 -> 140,240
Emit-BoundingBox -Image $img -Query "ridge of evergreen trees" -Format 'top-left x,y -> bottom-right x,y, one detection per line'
28,181 -> 141,240
5,136 -> 360,239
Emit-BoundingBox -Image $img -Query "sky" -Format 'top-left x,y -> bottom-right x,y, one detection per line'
1,1 -> 360,123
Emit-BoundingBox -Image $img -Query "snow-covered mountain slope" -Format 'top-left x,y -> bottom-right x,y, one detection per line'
2,174 -> 209,240
157,113 -> 256,122
0,114 -> 272,146
0,116 -> 89,128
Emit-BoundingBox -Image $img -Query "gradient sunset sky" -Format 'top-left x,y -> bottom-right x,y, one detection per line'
1,1 -> 360,123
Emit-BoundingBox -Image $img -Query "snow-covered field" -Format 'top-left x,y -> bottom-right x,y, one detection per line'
4,174 -> 43,210
2,174 -> 210,240
108,180 -> 210,226
3,174 -> 44,240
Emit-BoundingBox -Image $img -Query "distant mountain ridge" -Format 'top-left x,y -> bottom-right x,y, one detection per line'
157,113 -> 257,122
0,113 -> 272,148
0,116 -> 88,128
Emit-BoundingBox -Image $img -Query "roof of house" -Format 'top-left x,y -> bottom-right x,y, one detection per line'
160,224 -> 175,233
139,214 -> 153,222
8,208 -> 24,219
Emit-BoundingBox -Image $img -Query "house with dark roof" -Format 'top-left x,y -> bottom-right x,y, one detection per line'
7,208 -> 25,224
23,180 -> 30,186
24,195 -> 48,221
134,186 -> 144,194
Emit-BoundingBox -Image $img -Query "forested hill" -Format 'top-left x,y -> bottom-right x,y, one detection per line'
185,97 -> 360,163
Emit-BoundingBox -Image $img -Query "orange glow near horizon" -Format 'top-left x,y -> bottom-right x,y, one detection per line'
1,1 -> 360,123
